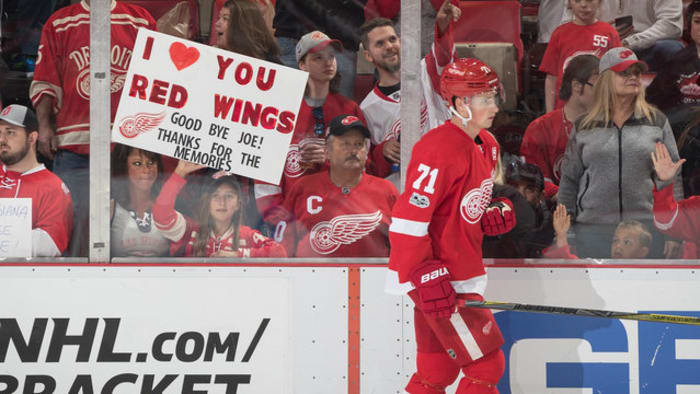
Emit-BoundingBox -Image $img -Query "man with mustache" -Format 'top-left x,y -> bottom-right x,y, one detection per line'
358,0 -> 460,180
278,115 -> 398,257
0,104 -> 73,256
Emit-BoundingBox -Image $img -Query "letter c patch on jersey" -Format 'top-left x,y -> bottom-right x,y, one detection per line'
459,178 -> 493,224
307,196 -> 323,214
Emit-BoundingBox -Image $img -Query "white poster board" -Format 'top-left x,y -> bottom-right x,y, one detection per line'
111,29 -> 308,185
0,198 -> 31,258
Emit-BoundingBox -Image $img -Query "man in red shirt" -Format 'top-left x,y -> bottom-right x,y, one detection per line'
254,30 -> 366,232
521,54 -> 599,199
0,104 -> 73,256
30,0 -> 156,255
279,114 -> 397,257
388,59 -> 515,393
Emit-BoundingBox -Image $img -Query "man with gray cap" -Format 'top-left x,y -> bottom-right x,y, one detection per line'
0,104 -> 73,256
254,30 -> 365,231
278,114 -> 397,257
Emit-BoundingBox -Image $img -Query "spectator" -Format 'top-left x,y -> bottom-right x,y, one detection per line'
278,115 -> 397,257
553,0 -> 683,72
674,108 -> 700,197
604,0 -> 684,72
484,161 -> 554,258
546,204 -> 652,259
0,104 -> 72,257
254,31 -> 365,231
272,0 -> 366,98
558,47 -> 683,258
213,0 -> 281,63
153,161 -> 286,257
646,1 -> 700,113
651,142 -> 700,258
110,144 -> 169,257
30,0 -> 156,256
364,0 -> 440,57
359,0 -> 460,181
540,0 -> 620,112
521,54 -> 600,198
206,0 -> 283,230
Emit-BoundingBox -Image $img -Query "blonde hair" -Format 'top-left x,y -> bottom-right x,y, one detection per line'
579,69 -> 656,130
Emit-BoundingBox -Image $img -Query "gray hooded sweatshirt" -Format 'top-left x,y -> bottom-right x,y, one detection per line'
558,108 -> 683,225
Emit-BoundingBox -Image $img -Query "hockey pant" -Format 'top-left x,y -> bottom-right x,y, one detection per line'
405,293 -> 505,394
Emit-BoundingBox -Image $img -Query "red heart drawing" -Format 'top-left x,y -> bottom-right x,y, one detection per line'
169,42 -> 200,71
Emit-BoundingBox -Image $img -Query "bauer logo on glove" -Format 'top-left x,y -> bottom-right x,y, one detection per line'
409,260 -> 457,319
481,197 -> 516,236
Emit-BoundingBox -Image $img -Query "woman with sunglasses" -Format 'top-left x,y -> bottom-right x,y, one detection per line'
254,30 -> 366,231
558,47 -> 684,259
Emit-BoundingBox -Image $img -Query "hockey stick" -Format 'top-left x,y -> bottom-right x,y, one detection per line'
458,299 -> 700,326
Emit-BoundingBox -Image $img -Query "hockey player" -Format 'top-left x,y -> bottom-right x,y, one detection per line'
279,114 -> 398,257
0,104 -> 73,256
388,59 -> 516,393
359,0 -> 460,179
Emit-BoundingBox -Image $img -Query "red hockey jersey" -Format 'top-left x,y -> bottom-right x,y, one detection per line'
388,122 -> 500,295
153,174 -> 286,257
30,1 -> 156,154
0,164 -> 73,256
254,93 -> 365,225
653,183 -> 700,243
520,108 -> 572,196
279,170 -> 398,257
540,21 -> 620,109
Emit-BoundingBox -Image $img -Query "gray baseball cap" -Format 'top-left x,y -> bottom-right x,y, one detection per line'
599,47 -> 648,74
295,30 -> 343,63
0,104 -> 38,132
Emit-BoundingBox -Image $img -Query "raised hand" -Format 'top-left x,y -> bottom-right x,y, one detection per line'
174,159 -> 207,177
651,142 -> 685,182
436,0 -> 461,34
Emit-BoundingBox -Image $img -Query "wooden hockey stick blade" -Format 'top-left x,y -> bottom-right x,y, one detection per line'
458,299 -> 700,326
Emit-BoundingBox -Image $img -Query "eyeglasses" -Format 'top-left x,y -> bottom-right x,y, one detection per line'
585,81 -> 595,87
312,106 -> 324,137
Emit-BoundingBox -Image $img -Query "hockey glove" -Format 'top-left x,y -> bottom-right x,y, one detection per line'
481,197 -> 516,236
409,260 -> 456,319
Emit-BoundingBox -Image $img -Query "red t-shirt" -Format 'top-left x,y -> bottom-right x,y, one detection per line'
539,21 -> 620,109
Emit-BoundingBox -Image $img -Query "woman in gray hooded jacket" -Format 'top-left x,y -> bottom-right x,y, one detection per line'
558,47 -> 684,258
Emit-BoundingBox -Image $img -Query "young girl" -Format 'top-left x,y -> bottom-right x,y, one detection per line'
153,161 -> 286,257
540,0 -> 620,112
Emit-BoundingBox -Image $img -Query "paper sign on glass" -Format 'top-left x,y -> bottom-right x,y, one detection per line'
112,29 -> 308,185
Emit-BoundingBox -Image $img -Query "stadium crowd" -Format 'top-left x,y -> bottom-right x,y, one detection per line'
1,0 -> 699,260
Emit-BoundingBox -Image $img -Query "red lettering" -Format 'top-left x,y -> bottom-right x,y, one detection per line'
128,74 -> 149,99
235,62 -> 253,86
260,106 -> 278,129
241,101 -> 261,127
214,94 -> 235,118
168,84 -> 188,108
256,67 -> 276,91
232,99 -> 243,122
149,79 -> 169,105
217,55 -> 233,80
143,36 -> 154,60
276,111 -> 295,134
